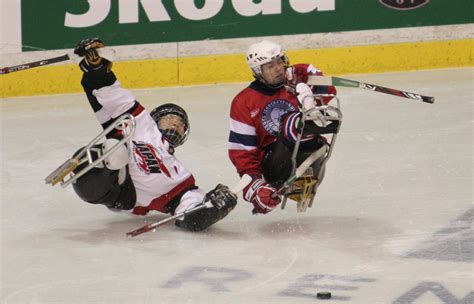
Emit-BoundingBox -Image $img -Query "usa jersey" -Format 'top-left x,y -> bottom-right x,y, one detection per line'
228,63 -> 336,177
80,59 -> 203,215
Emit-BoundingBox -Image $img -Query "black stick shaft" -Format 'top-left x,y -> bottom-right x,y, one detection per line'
307,75 -> 435,104
345,79 -> 435,104
1,54 -> 70,74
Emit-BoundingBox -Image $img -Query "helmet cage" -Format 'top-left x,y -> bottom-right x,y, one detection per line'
150,104 -> 190,148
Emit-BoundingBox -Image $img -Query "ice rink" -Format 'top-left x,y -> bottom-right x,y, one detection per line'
1,68 -> 472,304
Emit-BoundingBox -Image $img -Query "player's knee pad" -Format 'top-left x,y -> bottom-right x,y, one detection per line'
295,141 -> 325,166
262,137 -> 327,186
72,163 -> 119,204
72,166 -> 136,210
296,148 -> 326,180
262,139 -> 293,187
71,145 -> 135,210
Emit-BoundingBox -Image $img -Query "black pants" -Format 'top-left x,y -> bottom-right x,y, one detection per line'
262,135 -> 325,187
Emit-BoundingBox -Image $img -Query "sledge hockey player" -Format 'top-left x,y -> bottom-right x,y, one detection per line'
49,38 -> 238,231
228,40 -> 342,214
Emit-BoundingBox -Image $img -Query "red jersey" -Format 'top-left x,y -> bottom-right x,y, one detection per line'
228,64 -> 336,177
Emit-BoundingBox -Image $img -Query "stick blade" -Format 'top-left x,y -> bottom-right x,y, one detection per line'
424,96 -> 435,104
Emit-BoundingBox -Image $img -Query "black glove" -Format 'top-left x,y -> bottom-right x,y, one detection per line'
74,37 -> 103,56
74,37 -> 104,65
175,184 -> 237,231
205,184 -> 237,210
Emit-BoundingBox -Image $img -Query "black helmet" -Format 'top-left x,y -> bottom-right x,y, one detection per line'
150,103 -> 190,148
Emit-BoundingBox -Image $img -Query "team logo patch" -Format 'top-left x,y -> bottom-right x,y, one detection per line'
132,140 -> 171,177
379,0 -> 430,10
261,99 -> 297,136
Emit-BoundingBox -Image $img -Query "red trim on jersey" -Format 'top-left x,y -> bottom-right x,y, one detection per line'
132,175 -> 196,215
130,103 -> 144,117
102,102 -> 146,139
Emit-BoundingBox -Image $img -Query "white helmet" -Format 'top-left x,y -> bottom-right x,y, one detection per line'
246,40 -> 288,83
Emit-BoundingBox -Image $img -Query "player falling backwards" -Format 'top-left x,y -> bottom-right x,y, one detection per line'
229,40 -> 342,214
47,38 -> 237,231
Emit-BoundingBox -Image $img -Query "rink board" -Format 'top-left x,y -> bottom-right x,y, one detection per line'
1,38 -> 472,98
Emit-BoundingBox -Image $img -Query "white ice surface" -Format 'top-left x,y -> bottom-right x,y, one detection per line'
1,68 -> 472,304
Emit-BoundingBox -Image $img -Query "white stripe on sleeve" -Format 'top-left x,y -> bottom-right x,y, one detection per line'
228,142 -> 257,151
93,80 -> 136,119
94,107 -> 112,124
230,118 -> 256,136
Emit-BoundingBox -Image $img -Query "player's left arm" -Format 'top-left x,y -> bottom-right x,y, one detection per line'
228,95 -> 263,177
286,63 -> 337,105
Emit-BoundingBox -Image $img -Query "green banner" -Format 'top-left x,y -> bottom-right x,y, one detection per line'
22,0 -> 473,51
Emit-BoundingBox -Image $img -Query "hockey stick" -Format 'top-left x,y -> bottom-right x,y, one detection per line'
307,75 -> 435,104
0,54 -> 72,75
126,174 -> 253,238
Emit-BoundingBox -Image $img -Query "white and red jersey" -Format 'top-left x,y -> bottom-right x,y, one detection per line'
228,63 -> 336,178
89,80 -> 203,216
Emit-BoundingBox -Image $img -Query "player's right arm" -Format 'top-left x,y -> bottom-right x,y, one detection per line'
285,63 -> 337,105
228,92 -> 281,214
228,92 -> 262,177
74,38 -> 144,134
